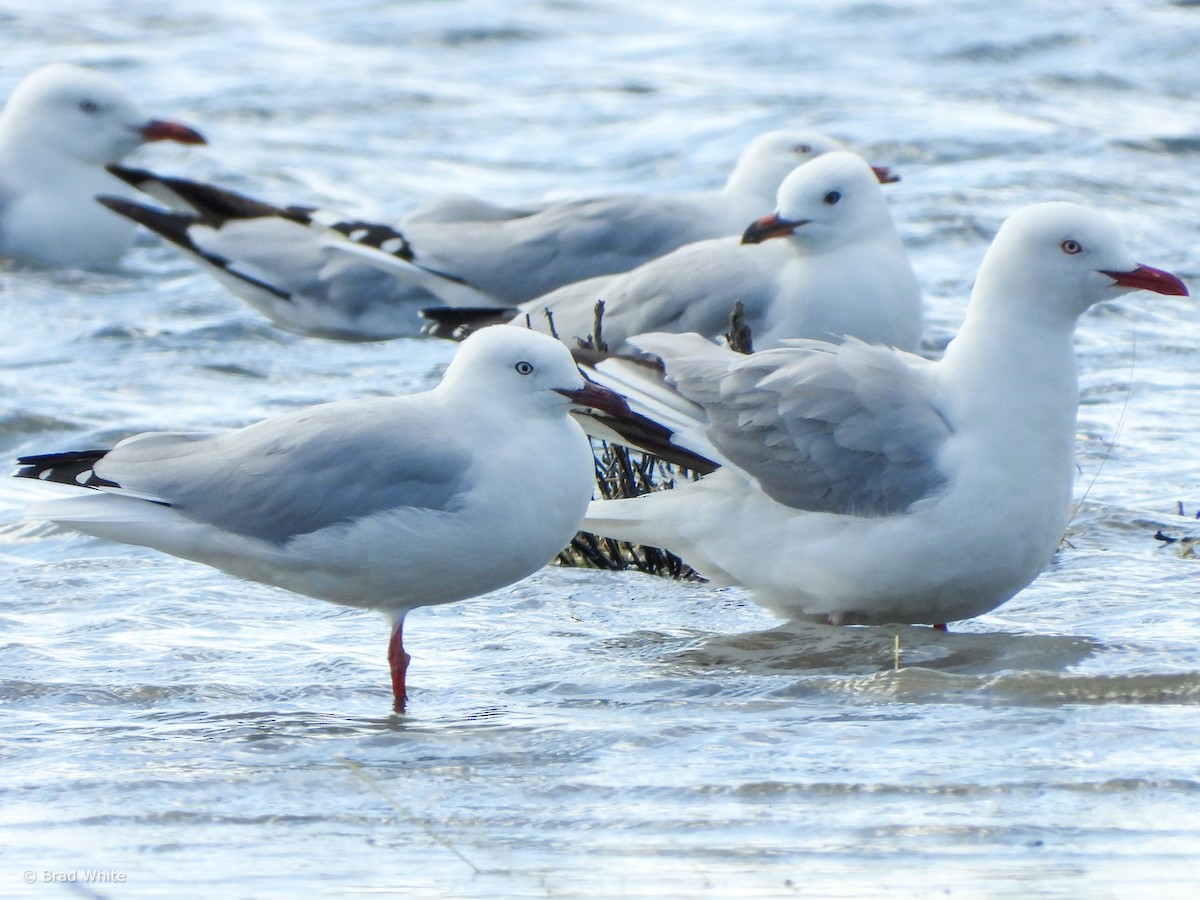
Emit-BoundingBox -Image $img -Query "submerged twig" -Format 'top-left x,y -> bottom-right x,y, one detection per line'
557,439 -> 704,580
554,298 -> 706,579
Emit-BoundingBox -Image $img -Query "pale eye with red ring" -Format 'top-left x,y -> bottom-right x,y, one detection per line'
1061,240 -> 1083,255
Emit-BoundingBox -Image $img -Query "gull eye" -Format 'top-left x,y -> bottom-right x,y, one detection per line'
793,144 -> 813,155
78,99 -> 99,114
823,190 -> 841,205
514,360 -> 534,375
1061,239 -> 1083,255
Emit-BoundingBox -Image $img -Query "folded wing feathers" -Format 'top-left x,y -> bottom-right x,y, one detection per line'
105,167 -> 496,310
651,337 -> 952,515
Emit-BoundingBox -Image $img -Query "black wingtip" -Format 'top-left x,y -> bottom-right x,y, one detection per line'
108,165 -> 310,224
98,195 -> 294,302
97,196 -> 200,248
419,306 -> 517,339
574,410 -> 719,475
14,449 -> 116,488
106,163 -> 156,189
419,306 -> 517,324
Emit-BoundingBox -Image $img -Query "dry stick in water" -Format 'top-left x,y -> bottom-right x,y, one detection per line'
725,299 -> 753,354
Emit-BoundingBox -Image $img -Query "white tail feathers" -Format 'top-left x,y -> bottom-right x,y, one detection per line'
322,236 -> 498,308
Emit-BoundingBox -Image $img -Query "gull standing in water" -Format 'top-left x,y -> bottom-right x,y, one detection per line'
16,327 -> 628,710
581,202 -> 1188,626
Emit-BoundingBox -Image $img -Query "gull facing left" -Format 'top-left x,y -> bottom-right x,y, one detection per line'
16,327 -> 627,710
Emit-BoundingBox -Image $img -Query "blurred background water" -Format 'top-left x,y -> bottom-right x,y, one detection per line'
1,0 -> 1199,896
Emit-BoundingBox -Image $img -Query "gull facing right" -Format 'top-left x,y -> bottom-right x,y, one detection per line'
582,202 -> 1188,627
98,130 -> 886,339
15,327 -> 627,711
0,63 -> 205,268
429,151 -> 922,353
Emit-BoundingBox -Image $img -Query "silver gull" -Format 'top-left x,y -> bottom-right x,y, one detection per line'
0,63 -> 205,268
98,130 -> 896,339
580,202 -> 1188,626
16,326 -> 628,710
462,151 -> 922,353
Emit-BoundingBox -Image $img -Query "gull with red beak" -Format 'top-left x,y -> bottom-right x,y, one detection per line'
97,130 -> 898,339
16,327 -> 627,711
582,202 -> 1189,627
0,63 -> 205,267
457,151 -> 922,353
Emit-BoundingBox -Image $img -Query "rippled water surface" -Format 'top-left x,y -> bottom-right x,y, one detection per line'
2,1 -> 1200,896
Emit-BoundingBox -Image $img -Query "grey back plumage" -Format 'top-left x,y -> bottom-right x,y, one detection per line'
93,397 -> 474,545
649,336 -> 953,515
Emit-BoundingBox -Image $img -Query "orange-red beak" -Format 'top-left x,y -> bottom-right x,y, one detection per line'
137,118 -> 207,145
742,213 -> 809,245
1101,264 -> 1189,297
871,165 -> 900,184
555,380 -> 631,416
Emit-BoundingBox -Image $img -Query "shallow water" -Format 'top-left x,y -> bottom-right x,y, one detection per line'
2,1 -> 1200,896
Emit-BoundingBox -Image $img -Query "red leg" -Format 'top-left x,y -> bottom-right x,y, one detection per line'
388,615 -> 411,712
933,623 -> 948,632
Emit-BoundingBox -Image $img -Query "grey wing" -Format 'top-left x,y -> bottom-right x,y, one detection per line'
514,272 -> 624,345
510,193 -> 716,272
659,337 -> 953,515
404,193 -> 546,224
524,237 -> 775,350
94,398 -> 473,544
579,333 -> 739,469
188,218 -> 443,321
408,193 -> 719,304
